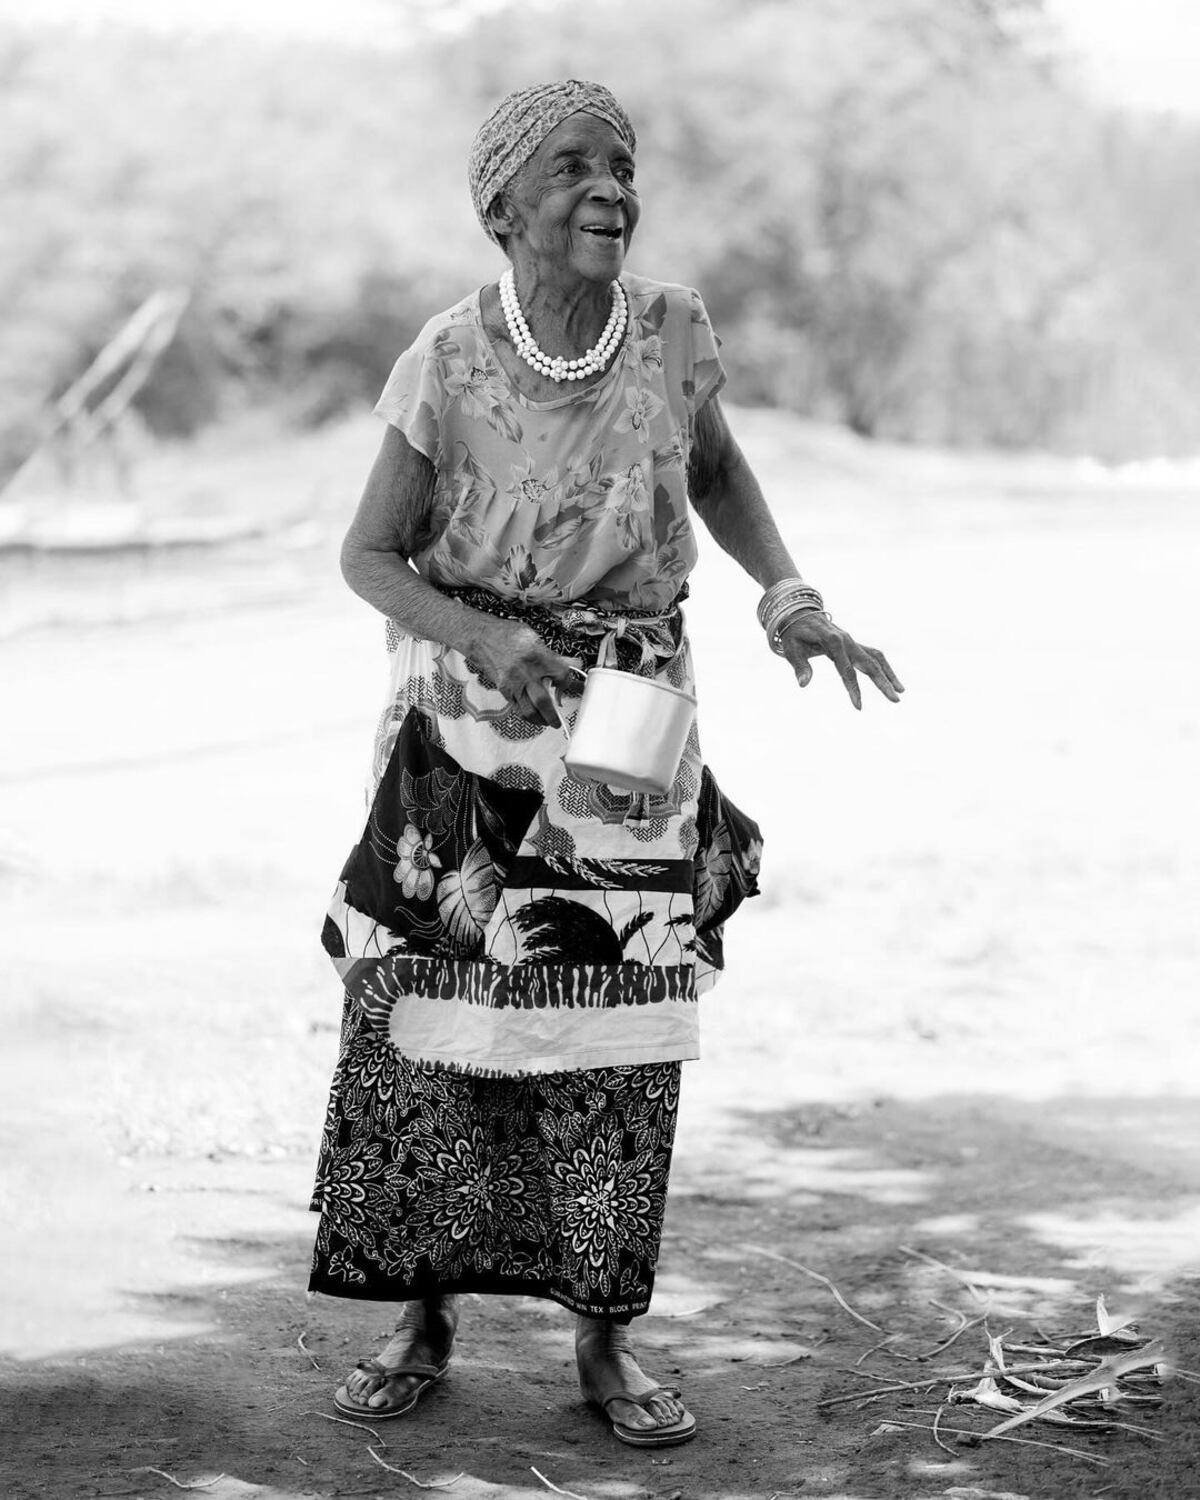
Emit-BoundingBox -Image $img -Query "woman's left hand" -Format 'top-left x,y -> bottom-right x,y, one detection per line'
777,612 -> 904,710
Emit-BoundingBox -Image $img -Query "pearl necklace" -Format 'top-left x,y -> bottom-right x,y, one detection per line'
499,270 -> 627,383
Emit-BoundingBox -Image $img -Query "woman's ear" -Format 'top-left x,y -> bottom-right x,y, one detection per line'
487,191 -> 517,240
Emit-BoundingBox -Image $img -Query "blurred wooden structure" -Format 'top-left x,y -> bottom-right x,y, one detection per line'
2,289 -> 190,500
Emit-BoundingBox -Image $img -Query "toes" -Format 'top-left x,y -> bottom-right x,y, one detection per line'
368,1376 -> 415,1410
610,1400 -> 657,1430
646,1396 -> 683,1426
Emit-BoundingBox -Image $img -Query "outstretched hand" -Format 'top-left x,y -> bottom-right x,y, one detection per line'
777,612 -> 904,710
469,615 -> 582,726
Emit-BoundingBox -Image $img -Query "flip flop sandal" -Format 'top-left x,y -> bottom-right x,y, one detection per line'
333,1356 -> 450,1420
595,1385 -> 697,1448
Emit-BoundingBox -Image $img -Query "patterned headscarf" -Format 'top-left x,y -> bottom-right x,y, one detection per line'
468,79 -> 637,244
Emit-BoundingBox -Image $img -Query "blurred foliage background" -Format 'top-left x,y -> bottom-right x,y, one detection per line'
4,0 -> 1200,484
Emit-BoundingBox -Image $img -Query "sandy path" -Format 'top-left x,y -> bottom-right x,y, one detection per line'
1,413 -> 1198,1497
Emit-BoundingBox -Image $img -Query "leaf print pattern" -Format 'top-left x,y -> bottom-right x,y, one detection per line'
310,999 -> 682,1318
436,840 -> 498,955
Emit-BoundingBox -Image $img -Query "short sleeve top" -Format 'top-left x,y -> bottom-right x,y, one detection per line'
373,273 -> 725,611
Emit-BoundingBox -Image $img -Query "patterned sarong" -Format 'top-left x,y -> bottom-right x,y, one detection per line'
320,594 -> 762,1078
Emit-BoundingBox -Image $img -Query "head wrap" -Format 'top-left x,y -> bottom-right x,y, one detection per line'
468,79 -> 637,244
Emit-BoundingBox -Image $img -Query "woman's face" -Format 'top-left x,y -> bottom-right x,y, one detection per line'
493,112 -> 640,287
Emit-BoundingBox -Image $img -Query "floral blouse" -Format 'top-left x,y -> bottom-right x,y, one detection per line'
373,274 -> 726,611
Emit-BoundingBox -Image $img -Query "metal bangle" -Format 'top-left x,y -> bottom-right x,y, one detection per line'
768,602 -> 831,655
757,577 -> 819,628
761,592 -> 826,640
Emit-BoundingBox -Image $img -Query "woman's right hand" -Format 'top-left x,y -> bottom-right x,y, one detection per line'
467,614 -> 583,727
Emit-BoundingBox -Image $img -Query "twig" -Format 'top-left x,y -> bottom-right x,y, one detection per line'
530,1466 -> 589,1500
827,1363 -> 926,1386
818,1377 -> 940,1409
297,1331 -> 321,1370
876,1417 -> 1110,1467
367,1449 -> 463,1488
857,1334 -> 909,1364
984,1342 -> 1166,1440
309,1411 -> 387,1445
931,1404 -> 956,1457
129,1472 -> 226,1492
898,1245 -> 991,1307
747,1245 -> 884,1332
753,1350 -> 813,1368
818,1352 -> 1121,1412
915,1312 -> 988,1361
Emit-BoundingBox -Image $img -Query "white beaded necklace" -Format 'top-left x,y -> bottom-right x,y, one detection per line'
499,269 -> 627,384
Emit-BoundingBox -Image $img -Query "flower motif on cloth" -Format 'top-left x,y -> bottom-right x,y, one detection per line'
551,1128 -> 656,1275
631,333 -> 664,375
509,454 -> 563,508
601,462 -> 651,550
614,385 -> 665,442
394,824 -> 442,901
326,1247 -> 367,1284
442,356 -> 508,421
497,543 -> 563,601
407,1124 -> 533,1249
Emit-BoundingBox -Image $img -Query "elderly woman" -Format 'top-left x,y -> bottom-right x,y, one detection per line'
309,80 -> 902,1448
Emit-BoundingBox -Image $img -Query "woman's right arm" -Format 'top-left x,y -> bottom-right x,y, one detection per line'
340,425 -> 577,725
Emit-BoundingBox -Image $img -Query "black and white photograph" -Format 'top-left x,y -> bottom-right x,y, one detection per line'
1,2 -> 1197,1496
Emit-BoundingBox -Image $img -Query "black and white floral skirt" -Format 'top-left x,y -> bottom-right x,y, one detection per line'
308,992 -> 682,1319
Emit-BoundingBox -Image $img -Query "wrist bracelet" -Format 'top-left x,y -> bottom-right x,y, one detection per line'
767,601 -> 830,655
759,576 -> 828,655
757,577 -> 820,629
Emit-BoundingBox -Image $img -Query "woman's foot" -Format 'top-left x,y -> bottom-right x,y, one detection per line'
335,1296 -> 458,1418
575,1315 -> 695,1446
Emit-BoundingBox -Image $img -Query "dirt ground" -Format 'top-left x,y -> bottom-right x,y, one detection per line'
1,410 -> 1198,1500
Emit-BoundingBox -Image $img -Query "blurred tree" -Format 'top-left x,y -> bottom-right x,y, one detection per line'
2,0 -> 1200,478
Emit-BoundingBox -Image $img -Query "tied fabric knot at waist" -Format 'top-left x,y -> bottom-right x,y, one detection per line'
419,585 -> 689,681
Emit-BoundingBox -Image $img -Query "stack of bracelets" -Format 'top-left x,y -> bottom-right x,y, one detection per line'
757,577 -> 831,656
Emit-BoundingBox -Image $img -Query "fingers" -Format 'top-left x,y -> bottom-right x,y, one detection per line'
852,643 -> 905,703
790,645 -> 813,689
872,648 -> 905,696
779,617 -> 904,708
830,639 -> 862,710
509,655 -> 583,727
521,677 -> 562,728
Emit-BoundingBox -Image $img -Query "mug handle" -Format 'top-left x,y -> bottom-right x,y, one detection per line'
549,666 -> 588,731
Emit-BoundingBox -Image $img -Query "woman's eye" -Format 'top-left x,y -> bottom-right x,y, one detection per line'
616,166 -> 635,183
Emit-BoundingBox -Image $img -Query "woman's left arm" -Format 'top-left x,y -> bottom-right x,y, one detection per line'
688,396 -> 904,710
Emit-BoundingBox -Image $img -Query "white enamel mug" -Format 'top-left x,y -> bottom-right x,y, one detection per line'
559,666 -> 697,796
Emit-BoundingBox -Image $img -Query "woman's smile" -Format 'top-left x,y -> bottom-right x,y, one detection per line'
497,112 -> 641,284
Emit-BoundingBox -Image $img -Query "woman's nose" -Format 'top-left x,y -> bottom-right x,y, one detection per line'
588,174 -> 624,203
